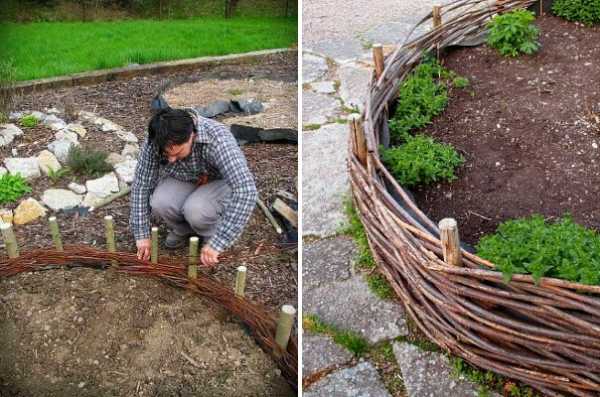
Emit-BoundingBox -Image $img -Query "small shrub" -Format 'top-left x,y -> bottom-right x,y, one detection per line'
381,135 -> 464,187
0,173 -> 31,204
66,146 -> 112,178
486,9 -> 540,57
47,167 -> 71,184
477,215 -> 600,285
19,114 -> 39,128
552,0 -> 600,25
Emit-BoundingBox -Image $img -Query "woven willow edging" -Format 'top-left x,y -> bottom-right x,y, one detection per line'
349,1 -> 600,396
0,247 -> 298,391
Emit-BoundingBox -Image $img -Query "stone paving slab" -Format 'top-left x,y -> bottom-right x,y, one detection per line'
304,361 -> 391,397
304,53 -> 330,83
337,62 -> 372,113
303,334 -> 354,379
303,91 -> 342,125
304,275 -> 408,344
302,123 -> 349,237
303,237 -> 356,291
361,22 -> 429,47
393,342 -> 501,397
307,39 -> 366,64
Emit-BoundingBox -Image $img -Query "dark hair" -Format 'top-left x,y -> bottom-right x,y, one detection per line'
148,108 -> 195,156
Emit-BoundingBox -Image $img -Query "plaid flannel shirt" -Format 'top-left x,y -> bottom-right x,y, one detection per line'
129,109 -> 258,252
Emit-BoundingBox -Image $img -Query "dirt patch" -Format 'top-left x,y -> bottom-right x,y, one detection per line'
2,51 -> 297,395
165,78 -> 297,129
412,15 -> 600,245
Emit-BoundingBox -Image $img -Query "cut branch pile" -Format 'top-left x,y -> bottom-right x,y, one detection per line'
350,0 -> 600,395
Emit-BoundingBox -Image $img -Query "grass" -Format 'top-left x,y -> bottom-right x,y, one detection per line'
303,314 -> 369,356
342,198 -> 375,270
0,17 -> 297,81
367,274 -> 395,300
303,123 -> 321,131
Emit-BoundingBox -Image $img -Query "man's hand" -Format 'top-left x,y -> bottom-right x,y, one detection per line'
136,239 -> 151,261
201,245 -> 220,267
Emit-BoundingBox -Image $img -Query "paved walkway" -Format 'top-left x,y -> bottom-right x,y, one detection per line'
302,1 -> 498,395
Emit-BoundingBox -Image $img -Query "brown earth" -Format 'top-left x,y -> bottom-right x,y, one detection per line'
1,51 -> 297,396
413,15 -> 600,246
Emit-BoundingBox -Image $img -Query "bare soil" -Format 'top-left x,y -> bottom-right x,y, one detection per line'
1,51 -> 297,396
414,15 -> 600,245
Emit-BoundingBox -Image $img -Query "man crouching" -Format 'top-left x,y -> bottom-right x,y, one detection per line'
130,107 -> 258,266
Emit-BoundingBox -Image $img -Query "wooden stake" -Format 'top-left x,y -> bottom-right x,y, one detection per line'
104,215 -> 117,267
349,114 -> 367,166
372,43 -> 384,80
272,198 -> 297,228
188,236 -> 199,279
432,6 -> 442,29
439,218 -> 462,267
539,0 -> 543,15
275,305 -> 296,350
235,265 -> 247,298
257,198 -> 283,234
0,223 -> 19,258
151,226 -> 159,264
48,216 -> 63,251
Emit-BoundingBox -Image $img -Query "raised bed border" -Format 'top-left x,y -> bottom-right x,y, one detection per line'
350,0 -> 600,395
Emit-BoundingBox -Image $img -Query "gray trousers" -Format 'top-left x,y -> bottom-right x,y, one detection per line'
150,177 -> 231,238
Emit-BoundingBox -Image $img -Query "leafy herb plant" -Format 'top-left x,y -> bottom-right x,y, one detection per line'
486,9 -> 540,57
0,173 -> 31,204
381,135 -> 464,187
477,215 -> 600,285
19,114 -> 39,128
552,0 -> 600,25
66,146 -> 112,178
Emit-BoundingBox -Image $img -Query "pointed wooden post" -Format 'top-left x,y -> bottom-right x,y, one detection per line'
275,305 -> 296,350
48,216 -> 63,251
0,223 -> 19,258
349,114 -> 367,166
104,215 -> 117,267
372,43 -> 384,80
188,236 -> 199,279
439,218 -> 462,267
151,226 -> 159,264
433,5 -> 442,29
235,265 -> 247,298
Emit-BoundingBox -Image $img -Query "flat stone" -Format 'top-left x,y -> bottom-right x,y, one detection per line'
106,153 -> 126,166
309,38 -> 365,63
393,342 -> 501,397
311,81 -> 336,94
304,362 -> 391,397
54,130 -> 79,144
0,208 -> 13,225
48,139 -> 77,163
86,172 -> 119,198
302,124 -> 349,237
113,129 -> 138,143
13,198 -> 47,225
361,22 -> 428,47
303,53 -> 329,84
43,114 -> 68,131
77,110 -> 96,122
8,111 -> 24,121
29,111 -> 46,121
94,117 -> 121,132
302,92 -> 341,125
303,334 -> 353,378
66,123 -> 87,138
68,182 -> 86,195
45,107 -> 61,115
4,157 -> 41,180
82,192 -> 103,208
304,275 -> 407,344
41,189 -> 83,211
121,143 -> 140,159
0,124 -> 24,147
114,159 -> 137,184
303,237 -> 355,291
37,150 -> 62,175
338,63 -> 372,113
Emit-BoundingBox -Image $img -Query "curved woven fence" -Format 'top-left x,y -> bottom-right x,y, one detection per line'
349,0 -> 600,396
0,246 -> 298,391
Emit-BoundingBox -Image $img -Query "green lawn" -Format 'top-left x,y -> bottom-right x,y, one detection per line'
0,17 -> 297,81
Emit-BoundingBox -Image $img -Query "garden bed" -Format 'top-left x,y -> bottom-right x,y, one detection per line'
1,51 -> 297,396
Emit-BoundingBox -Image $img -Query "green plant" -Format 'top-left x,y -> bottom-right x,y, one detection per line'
303,314 -> 369,356
0,173 -> 31,204
477,215 -> 600,285
381,135 -> 464,187
486,9 -> 540,57
303,123 -> 321,131
552,0 -> 600,25
452,76 -> 470,88
19,114 -> 39,128
47,167 -> 71,184
342,199 -> 376,270
66,146 -> 113,178
367,273 -> 395,299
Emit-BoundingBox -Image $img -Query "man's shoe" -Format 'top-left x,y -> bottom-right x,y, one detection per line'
164,231 -> 189,249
